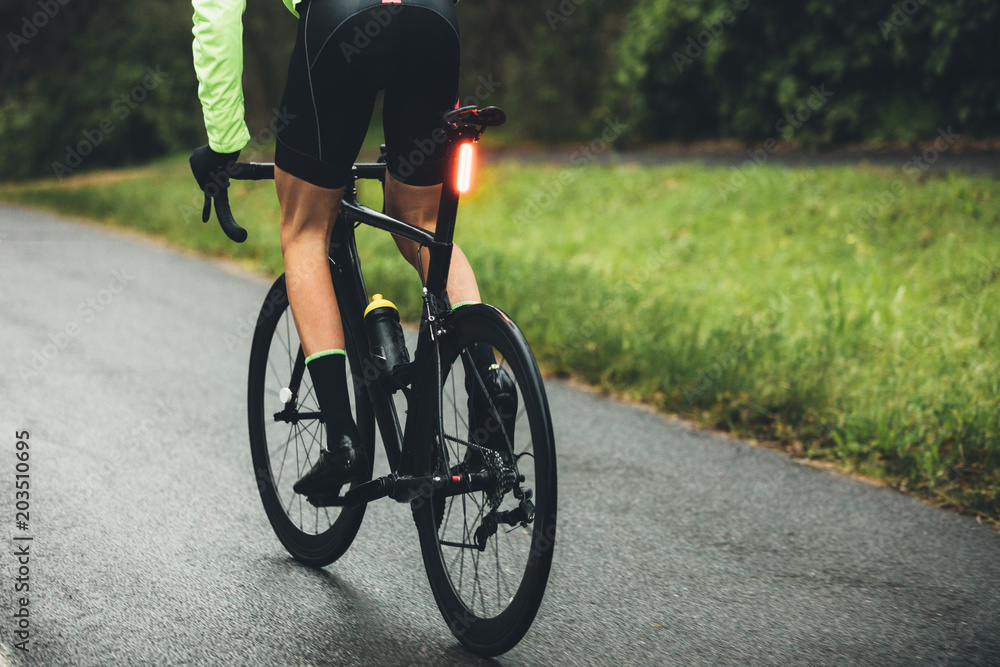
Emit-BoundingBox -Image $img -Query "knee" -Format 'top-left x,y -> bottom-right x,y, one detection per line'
280,217 -> 327,257
280,226 -> 317,262
279,224 -> 298,258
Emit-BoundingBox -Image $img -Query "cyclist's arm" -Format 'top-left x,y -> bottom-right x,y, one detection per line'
192,0 -> 251,153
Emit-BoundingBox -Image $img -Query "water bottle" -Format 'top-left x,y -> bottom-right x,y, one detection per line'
364,294 -> 410,390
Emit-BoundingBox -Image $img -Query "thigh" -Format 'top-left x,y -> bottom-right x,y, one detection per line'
382,4 -> 460,186
275,0 -> 389,189
275,166 -> 344,240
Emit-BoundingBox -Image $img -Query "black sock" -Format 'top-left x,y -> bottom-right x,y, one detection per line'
306,351 -> 354,437
464,342 -> 497,397
470,342 -> 496,370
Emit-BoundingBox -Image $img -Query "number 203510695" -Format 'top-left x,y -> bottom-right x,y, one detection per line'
15,431 -> 30,526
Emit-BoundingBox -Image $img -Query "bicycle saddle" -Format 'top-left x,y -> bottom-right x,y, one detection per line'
443,106 -> 507,128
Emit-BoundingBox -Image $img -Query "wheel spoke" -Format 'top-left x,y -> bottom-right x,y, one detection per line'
273,423 -> 295,489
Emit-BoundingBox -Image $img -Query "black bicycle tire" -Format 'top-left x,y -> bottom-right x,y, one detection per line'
413,304 -> 557,656
247,274 -> 374,567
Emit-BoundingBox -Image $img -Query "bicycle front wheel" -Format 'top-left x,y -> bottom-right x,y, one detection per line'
247,274 -> 374,567
413,304 -> 557,656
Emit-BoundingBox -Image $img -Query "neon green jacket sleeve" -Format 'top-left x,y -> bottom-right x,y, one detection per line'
191,0 -> 251,153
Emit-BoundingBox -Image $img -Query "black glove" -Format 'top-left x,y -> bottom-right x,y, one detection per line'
190,145 -> 240,221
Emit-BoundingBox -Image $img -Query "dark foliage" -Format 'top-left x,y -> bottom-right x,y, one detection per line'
2,0 -> 997,179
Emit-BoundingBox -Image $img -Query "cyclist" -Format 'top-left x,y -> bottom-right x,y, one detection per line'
189,0 -> 512,496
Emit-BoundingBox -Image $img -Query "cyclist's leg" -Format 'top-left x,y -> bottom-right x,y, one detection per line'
381,2 -> 479,305
381,3 -> 509,461
274,0 -> 374,358
275,171 -> 368,495
385,176 -> 481,306
276,170 -> 345,356
273,1 -> 391,495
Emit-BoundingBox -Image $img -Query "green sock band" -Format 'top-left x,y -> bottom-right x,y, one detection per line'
305,349 -> 346,365
452,300 -> 479,309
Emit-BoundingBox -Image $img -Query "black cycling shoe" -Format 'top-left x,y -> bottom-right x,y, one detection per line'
293,419 -> 369,496
465,363 -> 517,468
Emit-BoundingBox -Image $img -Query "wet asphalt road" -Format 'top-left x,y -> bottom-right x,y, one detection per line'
0,205 -> 998,666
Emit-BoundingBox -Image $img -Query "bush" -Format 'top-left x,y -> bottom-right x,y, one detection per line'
456,0 -> 635,142
614,0 -> 1000,145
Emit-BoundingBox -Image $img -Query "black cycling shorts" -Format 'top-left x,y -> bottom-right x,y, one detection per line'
275,0 -> 460,189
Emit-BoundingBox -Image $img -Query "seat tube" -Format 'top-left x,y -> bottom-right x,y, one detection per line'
426,155 -> 460,307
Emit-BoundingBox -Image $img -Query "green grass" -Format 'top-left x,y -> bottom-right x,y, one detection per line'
3,158 -> 998,521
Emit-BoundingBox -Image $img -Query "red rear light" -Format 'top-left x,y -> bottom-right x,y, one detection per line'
455,142 -> 475,194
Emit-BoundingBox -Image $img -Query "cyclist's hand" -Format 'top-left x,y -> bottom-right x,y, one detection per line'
189,145 -> 240,221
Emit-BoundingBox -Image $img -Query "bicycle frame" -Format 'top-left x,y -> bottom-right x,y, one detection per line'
332,160 -> 459,479
234,135 -> 477,510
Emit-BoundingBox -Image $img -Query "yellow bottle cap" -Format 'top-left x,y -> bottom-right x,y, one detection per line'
364,294 -> 398,317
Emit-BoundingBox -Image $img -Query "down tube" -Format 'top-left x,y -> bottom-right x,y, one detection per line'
329,222 -> 404,470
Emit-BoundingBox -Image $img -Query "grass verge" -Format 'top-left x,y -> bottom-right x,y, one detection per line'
2,157 -> 998,522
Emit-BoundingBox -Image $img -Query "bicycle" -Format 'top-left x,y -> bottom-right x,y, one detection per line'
206,106 -> 556,657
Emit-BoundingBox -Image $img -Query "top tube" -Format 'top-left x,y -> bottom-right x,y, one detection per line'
342,190 -> 440,248
228,161 -> 442,248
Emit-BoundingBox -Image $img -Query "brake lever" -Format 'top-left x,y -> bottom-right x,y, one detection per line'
201,193 -> 212,223
211,188 -> 248,243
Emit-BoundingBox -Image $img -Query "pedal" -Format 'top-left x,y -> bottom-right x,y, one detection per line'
307,476 -> 395,509
306,489 -> 346,507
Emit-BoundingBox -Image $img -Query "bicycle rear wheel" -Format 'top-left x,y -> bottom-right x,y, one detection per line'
247,274 -> 374,567
413,304 -> 557,656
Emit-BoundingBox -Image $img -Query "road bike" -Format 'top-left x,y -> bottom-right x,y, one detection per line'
207,106 -> 556,656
